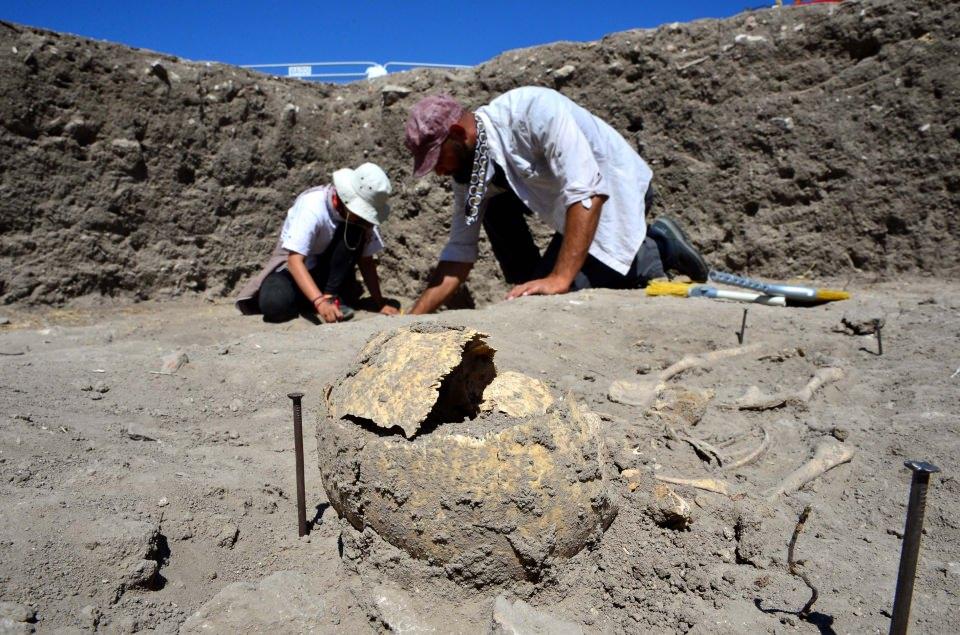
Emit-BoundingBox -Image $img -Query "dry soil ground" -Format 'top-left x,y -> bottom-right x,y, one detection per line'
1,278 -> 958,633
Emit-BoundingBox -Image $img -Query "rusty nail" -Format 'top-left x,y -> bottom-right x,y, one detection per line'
287,392 -> 307,537
736,308 -> 748,345
889,460 -> 940,635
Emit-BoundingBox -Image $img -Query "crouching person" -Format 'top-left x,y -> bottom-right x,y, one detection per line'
235,162 -> 398,323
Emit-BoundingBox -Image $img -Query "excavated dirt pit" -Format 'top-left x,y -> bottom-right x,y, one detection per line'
317,324 -> 619,587
1,0 -> 959,629
1,283 -> 958,633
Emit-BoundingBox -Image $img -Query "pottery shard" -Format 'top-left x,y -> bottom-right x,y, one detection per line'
329,324 -> 496,437
161,350 -> 189,373
481,371 -> 555,418
319,396 -> 617,584
318,324 -> 617,585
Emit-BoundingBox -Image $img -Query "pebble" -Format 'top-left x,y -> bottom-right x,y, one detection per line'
281,103 -> 298,126
942,561 -> 960,582
216,523 -> 239,548
79,605 -> 101,628
553,64 -> 576,81
160,351 -> 189,374
380,84 -> 412,107
0,317 -> 10,325
157,497 -> 168,507
125,425 -> 156,442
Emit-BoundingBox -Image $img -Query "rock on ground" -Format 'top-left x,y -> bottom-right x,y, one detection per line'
490,597 -> 583,635
180,572 -> 327,634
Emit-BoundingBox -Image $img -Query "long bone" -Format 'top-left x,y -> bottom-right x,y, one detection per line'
764,440 -> 854,501
733,367 -> 844,410
722,426 -> 771,471
609,343 -> 763,409
654,474 -> 731,495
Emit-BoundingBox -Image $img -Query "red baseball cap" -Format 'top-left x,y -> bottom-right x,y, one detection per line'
404,94 -> 466,177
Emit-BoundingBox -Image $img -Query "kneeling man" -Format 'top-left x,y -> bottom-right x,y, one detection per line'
403,87 -> 709,314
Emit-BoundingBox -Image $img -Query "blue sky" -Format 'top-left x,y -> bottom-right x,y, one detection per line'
2,1 -> 763,70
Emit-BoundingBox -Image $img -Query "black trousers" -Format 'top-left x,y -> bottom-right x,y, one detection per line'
481,187 -> 665,290
258,222 -> 365,322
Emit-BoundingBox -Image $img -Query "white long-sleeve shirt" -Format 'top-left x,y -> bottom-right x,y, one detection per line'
439,86 -> 653,276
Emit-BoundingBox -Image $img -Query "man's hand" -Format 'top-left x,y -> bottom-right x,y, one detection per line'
506,274 -> 571,299
316,300 -> 343,323
506,196 -> 605,301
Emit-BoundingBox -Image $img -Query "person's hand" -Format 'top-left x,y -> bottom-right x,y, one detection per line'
316,298 -> 343,323
379,304 -> 401,316
506,275 -> 571,300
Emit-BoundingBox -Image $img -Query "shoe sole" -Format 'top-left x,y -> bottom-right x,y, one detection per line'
652,217 -> 710,283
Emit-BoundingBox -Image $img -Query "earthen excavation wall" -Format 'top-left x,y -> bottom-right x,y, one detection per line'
0,0 -> 957,306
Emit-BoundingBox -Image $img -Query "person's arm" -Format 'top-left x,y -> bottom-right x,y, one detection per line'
358,256 -> 399,315
287,252 -> 342,323
409,261 -> 474,314
410,181 -> 481,314
507,91 -> 611,299
506,196 -> 604,298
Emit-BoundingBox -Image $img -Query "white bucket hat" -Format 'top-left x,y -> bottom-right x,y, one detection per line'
331,162 -> 392,225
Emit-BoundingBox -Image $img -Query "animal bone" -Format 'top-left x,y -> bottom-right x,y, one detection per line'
666,426 -> 725,466
758,347 -> 804,363
608,378 -> 659,409
723,426 -> 771,471
621,469 -> 730,496
660,343 -> 763,383
654,474 -> 731,495
712,435 -> 740,449
733,367 -> 844,410
764,440 -> 854,501
608,343 -> 762,408
651,387 -> 714,427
